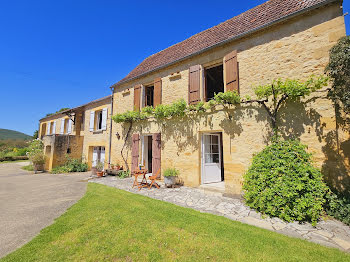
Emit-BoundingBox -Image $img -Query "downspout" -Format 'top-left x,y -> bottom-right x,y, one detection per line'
108,88 -> 114,167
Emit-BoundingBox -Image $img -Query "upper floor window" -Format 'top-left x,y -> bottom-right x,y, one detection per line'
64,119 -> 69,134
145,85 -> 154,107
60,118 -> 72,134
96,110 -> 103,131
81,114 -> 85,131
89,108 -> 108,132
49,121 -> 54,134
204,64 -> 224,102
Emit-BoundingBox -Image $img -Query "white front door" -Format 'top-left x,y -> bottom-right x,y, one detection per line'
202,133 -> 222,184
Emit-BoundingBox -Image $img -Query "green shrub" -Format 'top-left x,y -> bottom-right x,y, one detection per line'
243,139 -> 328,226
213,90 -> 241,105
51,156 -> 88,174
118,170 -> 130,178
15,147 -> 29,156
325,191 -> 350,226
163,168 -> 179,177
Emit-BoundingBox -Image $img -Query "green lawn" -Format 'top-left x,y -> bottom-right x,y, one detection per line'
2,183 -> 349,262
20,164 -> 33,171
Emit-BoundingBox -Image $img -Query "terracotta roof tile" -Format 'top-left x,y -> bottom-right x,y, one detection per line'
112,0 -> 334,87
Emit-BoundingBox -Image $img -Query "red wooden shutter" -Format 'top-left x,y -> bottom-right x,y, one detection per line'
188,65 -> 201,105
154,77 -> 162,107
224,50 -> 239,93
152,133 -> 161,178
131,134 -> 140,172
134,84 -> 141,111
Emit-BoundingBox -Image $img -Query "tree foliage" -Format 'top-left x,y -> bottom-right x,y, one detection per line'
243,139 -> 328,226
45,108 -> 70,117
33,130 -> 38,139
325,36 -> 350,127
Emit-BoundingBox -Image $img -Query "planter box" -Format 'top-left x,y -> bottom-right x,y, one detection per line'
164,176 -> 177,187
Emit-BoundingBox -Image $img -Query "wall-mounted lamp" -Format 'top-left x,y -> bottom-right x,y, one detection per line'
116,132 -> 120,139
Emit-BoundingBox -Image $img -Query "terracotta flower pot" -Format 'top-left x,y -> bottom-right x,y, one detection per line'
96,171 -> 104,177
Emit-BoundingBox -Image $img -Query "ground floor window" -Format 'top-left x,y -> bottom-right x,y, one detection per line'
92,146 -> 105,167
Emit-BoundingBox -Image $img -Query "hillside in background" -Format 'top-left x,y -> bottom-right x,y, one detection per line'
0,128 -> 32,141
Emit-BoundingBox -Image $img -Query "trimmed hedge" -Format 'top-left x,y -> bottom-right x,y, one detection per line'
0,156 -> 28,162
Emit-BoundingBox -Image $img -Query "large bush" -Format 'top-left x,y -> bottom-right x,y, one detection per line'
243,139 -> 328,225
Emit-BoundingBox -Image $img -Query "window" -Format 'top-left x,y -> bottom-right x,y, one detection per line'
81,114 -> 85,131
41,123 -> 46,138
49,121 -> 54,134
64,119 -> 69,134
92,146 -> 105,167
204,64 -> 224,101
95,110 -> 103,131
145,85 -> 154,107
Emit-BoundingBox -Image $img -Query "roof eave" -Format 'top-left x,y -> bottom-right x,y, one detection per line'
110,0 -> 338,89
39,95 -> 112,122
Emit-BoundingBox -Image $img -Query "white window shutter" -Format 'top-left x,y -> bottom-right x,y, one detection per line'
89,111 -> 95,132
52,121 -> 56,134
92,147 -> 98,167
47,122 -> 51,135
102,108 -> 108,131
67,119 -> 72,134
60,119 -> 65,134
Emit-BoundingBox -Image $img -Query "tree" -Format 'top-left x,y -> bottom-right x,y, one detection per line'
325,36 -> 350,128
253,76 -> 328,135
33,130 -> 38,139
45,108 -> 70,117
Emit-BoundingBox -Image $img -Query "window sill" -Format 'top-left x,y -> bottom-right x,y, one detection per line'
93,130 -> 104,134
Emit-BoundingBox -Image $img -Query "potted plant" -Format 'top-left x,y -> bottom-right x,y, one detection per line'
27,140 -> 45,174
96,161 -> 104,177
163,168 -> 179,187
115,163 -> 121,170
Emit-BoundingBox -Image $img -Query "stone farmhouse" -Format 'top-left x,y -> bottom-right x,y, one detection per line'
39,0 -> 349,195
39,96 -> 112,171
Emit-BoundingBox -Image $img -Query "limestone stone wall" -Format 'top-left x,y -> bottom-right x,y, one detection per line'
82,98 -> 112,169
42,135 -> 84,171
109,3 -> 348,194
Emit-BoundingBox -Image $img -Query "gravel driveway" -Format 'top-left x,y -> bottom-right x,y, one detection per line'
0,161 -> 91,258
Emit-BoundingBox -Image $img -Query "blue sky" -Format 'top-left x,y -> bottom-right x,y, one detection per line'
0,0 -> 349,136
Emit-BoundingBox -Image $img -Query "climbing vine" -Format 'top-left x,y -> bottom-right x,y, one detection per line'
112,90 -> 241,123
112,75 -> 328,134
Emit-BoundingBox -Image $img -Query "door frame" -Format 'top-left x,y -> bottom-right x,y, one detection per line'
201,132 -> 223,184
